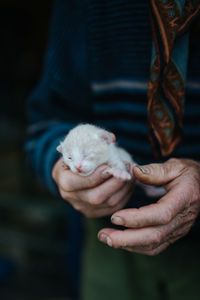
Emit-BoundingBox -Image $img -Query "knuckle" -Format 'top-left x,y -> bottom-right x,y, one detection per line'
86,173 -> 101,188
52,169 -> 56,181
168,158 -> 178,165
59,175 -> 73,192
64,180 -> 74,192
147,248 -> 161,256
93,198 -> 103,206
61,192 -> 74,204
161,209 -> 172,224
60,189 -> 68,200
87,197 -> 98,206
88,191 -> 104,205
151,230 -> 162,246
168,158 -> 185,172
108,198 -> 117,207
73,203 -> 83,212
84,210 -> 96,218
192,189 -> 200,204
184,225 -> 192,236
107,195 -> 119,207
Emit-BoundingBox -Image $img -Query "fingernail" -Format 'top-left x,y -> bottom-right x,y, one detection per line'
98,233 -> 113,247
98,232 -> 108,243
111,216 -> 124,225
136,166 -> 150,174
106,237 -> 112,247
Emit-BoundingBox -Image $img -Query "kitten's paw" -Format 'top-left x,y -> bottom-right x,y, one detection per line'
103,168 -> 132,180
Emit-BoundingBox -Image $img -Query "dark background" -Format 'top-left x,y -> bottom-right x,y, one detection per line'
1,1 -> 200,300
0,1 -> 78,299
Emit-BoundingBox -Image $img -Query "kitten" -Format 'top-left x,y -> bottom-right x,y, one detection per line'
57,124 -> 165,197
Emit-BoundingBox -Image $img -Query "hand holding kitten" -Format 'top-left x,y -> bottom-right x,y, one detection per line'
52,157 -> 135,218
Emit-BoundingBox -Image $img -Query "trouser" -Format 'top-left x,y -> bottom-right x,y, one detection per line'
81,218 -> 200,300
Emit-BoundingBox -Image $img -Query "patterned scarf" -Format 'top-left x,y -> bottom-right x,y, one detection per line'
148,0 -> 200,157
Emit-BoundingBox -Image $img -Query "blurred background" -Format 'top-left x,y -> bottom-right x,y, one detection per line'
0,0 -> 81,299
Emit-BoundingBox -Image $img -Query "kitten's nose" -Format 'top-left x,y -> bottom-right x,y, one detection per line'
75,164 -> 82,173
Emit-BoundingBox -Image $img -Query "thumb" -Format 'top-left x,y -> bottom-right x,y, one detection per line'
132,158 -> 184,186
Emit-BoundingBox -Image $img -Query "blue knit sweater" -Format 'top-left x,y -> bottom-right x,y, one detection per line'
26,0 -> 200,198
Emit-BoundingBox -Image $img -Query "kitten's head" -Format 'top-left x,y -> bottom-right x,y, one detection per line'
57,124 -> 115,176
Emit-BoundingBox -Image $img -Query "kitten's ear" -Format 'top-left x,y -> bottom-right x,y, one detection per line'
56,143 -> 63,153
99,131 -> 116,144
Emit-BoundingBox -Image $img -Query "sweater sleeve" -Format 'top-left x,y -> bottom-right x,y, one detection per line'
25,0 -> 91,195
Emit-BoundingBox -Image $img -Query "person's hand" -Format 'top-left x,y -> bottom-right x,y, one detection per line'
98,158 -> 200,255
52,158 -> 135,218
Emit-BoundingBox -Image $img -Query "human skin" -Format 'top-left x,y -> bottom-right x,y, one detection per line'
52,157 -> 135,218
98,158 -> 200,255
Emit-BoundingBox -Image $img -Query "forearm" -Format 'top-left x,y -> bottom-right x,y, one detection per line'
25,0 -> 90,194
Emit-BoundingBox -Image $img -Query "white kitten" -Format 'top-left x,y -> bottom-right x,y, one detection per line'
57,124 -> 165,197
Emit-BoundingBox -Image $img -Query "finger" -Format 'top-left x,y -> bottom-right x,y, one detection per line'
99,209 -> 196,254
59,190 -> 85,211
132,158 -> 185,186
107,181 -> 135,206
164,218 -> 194,244
84,193 -> 130,218
98,227 -> 161,249
111,184 -> 187,228
60,180 -> 131,217
59,164 -> 111,192
124,241 -> 170,256
107,211 -> 194,248
80,176 -> 128,205
98,225 -> 172,252
123,220 -> 193,255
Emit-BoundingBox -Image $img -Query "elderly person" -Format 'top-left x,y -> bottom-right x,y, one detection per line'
26,0 -> 200,299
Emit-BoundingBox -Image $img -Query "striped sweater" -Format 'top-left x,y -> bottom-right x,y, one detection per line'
26,0 -> 200,200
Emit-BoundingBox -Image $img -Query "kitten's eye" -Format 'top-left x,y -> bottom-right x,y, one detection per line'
68,156 -> 72,160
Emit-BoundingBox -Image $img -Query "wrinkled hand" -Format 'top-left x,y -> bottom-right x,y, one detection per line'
52,158 -> 135,218
98,158 -> 200,255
